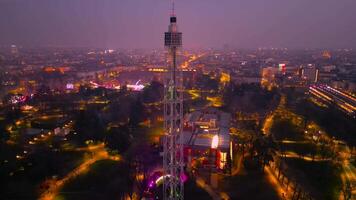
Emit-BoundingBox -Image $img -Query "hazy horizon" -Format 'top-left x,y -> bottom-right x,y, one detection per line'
1,0 -> 356,49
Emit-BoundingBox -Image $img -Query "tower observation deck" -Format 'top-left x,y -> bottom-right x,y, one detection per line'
163,4 -> 184,200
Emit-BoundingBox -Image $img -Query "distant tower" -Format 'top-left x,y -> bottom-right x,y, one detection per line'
11,45 -> 19,55
322,50 -> 331,59
163,1 -> 184,200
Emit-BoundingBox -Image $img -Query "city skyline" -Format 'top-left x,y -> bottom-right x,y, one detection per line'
1,0 -> 356,49
1,1 -> 356,200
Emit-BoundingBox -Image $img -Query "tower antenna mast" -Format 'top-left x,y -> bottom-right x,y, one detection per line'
163,0 -> 184,199
171,0 -> 175,16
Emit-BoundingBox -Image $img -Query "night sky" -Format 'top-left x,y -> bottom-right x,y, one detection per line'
1,0 -> 356,49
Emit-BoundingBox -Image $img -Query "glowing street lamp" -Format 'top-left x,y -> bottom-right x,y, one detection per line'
211,135 -> 219,149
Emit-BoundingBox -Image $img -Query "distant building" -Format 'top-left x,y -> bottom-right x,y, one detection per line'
321,65 -> 336,72
322,50 -> 332,59
331,80 -> 356,93
54,127 -> 70,136
278,63 -> 286,75
10,45 -> 19,55
231,75 -> 261,85
301,64 -> 319,83
318,71 -> 336,83
220,71 -> 230,84
261,67 -> 279,89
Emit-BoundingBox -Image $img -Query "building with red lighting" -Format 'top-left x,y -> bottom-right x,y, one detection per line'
180,108 -> 232,173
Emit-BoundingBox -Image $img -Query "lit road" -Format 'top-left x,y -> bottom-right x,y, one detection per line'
342,161 -> 356,184
39,143 -> 120,200
206,96 -> 223,107
339,160 -> 356,199
260,95 -> 290,198
309,85 -> 356,116
262,94 -> 286,135
181,53 -> 204,69
262,91 -> 356,199
265,166 -> 289,200
187,89 -> 200,100
279,151 -> 331,162
231,153 -> 244,176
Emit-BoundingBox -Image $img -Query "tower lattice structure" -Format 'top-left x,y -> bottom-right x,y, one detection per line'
163,6 -> 184,200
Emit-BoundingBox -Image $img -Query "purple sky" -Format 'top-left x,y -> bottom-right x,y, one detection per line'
1,0 -> 356,49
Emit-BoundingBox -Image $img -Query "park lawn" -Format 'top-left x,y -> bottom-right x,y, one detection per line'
0,148 -> 84,200
270,116 -> 304,141
57,159 -> 129,200
279,142 -> 317,157
221,167 -> 280,200
185,178 -> 213,200
293,99 -> 356,147
153,177 -> 213,200
284,158 -> 342,200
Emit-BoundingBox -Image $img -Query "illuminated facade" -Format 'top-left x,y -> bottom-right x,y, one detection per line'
301,64 -> 319,83
261,67 -> 279,89
182,108 -> 231,172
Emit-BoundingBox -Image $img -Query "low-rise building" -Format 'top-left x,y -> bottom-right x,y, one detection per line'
181,108 -> 232,172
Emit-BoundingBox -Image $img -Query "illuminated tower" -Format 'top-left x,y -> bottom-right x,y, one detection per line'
163,2 -> 184,200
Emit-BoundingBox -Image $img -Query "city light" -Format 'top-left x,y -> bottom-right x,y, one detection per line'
1,2 -> 355,200
211,135 -> 219,149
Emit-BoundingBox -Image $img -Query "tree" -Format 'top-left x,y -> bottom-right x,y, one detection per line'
142,81 -> 163,103
105,126 -> 131,154
252,135 -> 277,171
0,118 -> 10,142
222,82 -> 235,108
125,143 -> 157,200
71,109 -> 106,144
196,74 -> 219,91
342,181 -> 352,200
128,97 -> 145,128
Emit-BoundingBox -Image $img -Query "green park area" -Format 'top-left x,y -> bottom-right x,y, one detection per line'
284,158 -> 342,200
184,179 -> 213,200
268,94 -> 348,200
0,145 -> 84,200
221,164 -> 280,200
56,159 -> 211,200
56,159 -> 129,200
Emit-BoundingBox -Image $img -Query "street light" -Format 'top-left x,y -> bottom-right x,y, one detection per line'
211,135 -> 219,149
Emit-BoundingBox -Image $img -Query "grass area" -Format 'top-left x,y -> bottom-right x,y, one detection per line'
221,163 -> 280,200
284,158 -> 342,200
31,116 -> 64,130
185,178 -> 213,200
352,159 -> 356,167
189,98 -> 210,109
270,116 -> 304,141
153,177 -> 213,200
57,159 -> 129,200
222,83 -> 280,114
0,146 -> 84,200
28,150 -> 84,182
280,141 -> 335,160
279,142 -> 317,156
144,124 -> 164,143
292,98 -> 356,147
59,159 -> 211,200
